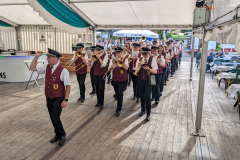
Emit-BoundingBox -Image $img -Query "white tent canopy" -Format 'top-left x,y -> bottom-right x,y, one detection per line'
0,0 -> 196,32
113,30 -> 159,38
73,0 -> 195,29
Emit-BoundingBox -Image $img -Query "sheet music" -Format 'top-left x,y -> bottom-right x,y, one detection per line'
132,51 -> 139,57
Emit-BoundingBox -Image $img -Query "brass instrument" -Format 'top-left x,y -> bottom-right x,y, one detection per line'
65,48 -> 85,68
133,57 -> 146,76
92,50 -> 104,61
141,36 -> 146,42
103,57 -> 118,81
128,55 -> 133,62
116,51 -> 127,68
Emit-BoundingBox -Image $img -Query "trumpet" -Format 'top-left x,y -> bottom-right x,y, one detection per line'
103,57 -> 118,81
128,55 -> 133,62
65,48 -> 85,68
133,57 -> 146,76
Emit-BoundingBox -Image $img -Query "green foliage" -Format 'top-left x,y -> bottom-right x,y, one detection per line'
215,44 -> 221,51
97,35 -> 101,38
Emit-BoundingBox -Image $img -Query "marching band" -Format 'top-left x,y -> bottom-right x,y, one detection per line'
71,39 -> 182,120
30,39 -> 183,145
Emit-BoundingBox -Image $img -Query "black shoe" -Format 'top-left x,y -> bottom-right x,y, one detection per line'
59,135 -> 66,146
133,95 -> 136,100
116,110 -> 121,116
170,75 -> 173,77
136,98 -> 140,103
99,104 -> 104,109
167,79 -> 169,81
50,136 -> 59,143
151,98 -> 155,101
155,101 -> 159,104
106,81 -> 110,84
81,97 -> 85,103
95,103 -> 100,107
160,93 -> 162,96
113,94 -> 116,98
139,111 -> 145,117
165,83 -> 167,86
146,116 -> 150,121
78,97 -> 82,101
90,91 -> 96,95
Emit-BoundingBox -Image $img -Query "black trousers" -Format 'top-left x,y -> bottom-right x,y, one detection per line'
152,73 -> 162,101
46,97 -> 65,137
76,73 -> 86,98
90,69 -> 95,92
112,80 -> 127,111
179,54 -> 182,65
138,78 -> 152,116
175,57 -> 178,69
94,75 -> 105,104
128,69 -> 132,84
160,68 -> 167,93
166,62 -> 170,79
130,72 -> 139,98
171,59 -> 175,75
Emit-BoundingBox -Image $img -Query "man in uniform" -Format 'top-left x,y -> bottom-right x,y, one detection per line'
151,46 -> 163,104
30,48 -> 70,146
88,46 -> 97,94
136,47 -> 158,121
109,47 -> 129,116
73,43 -> 88,102
129,43 -> 141,103
93,45 -> 108,108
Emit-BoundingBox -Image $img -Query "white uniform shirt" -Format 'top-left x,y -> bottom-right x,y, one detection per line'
131,51 -> 140,70
136,56 -> 158,70
37,62 -> 70,86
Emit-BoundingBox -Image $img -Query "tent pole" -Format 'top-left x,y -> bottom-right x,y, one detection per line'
15,27 -> 20,51
190,33 -> 195,81
93,29 -> 96,45
190,27 -> 208,137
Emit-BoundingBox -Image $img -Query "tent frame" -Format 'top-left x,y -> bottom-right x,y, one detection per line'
190,4 -> 240,137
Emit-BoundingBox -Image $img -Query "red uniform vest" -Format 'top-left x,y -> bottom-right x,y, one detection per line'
91,60 -> 97,70
75,53 -> 87,74
156,55 -> 163,74
112,57 -> 128,82
93,53 -> 107,76
138,56 -> 153,81
45,64 -> 65,99
129,58 -> 137,73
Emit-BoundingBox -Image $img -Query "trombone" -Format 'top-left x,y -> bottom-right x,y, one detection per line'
92,50 -> 104,61
103,57 -> 118,81
65,48 -> 85,68
133,57 -> 146,76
